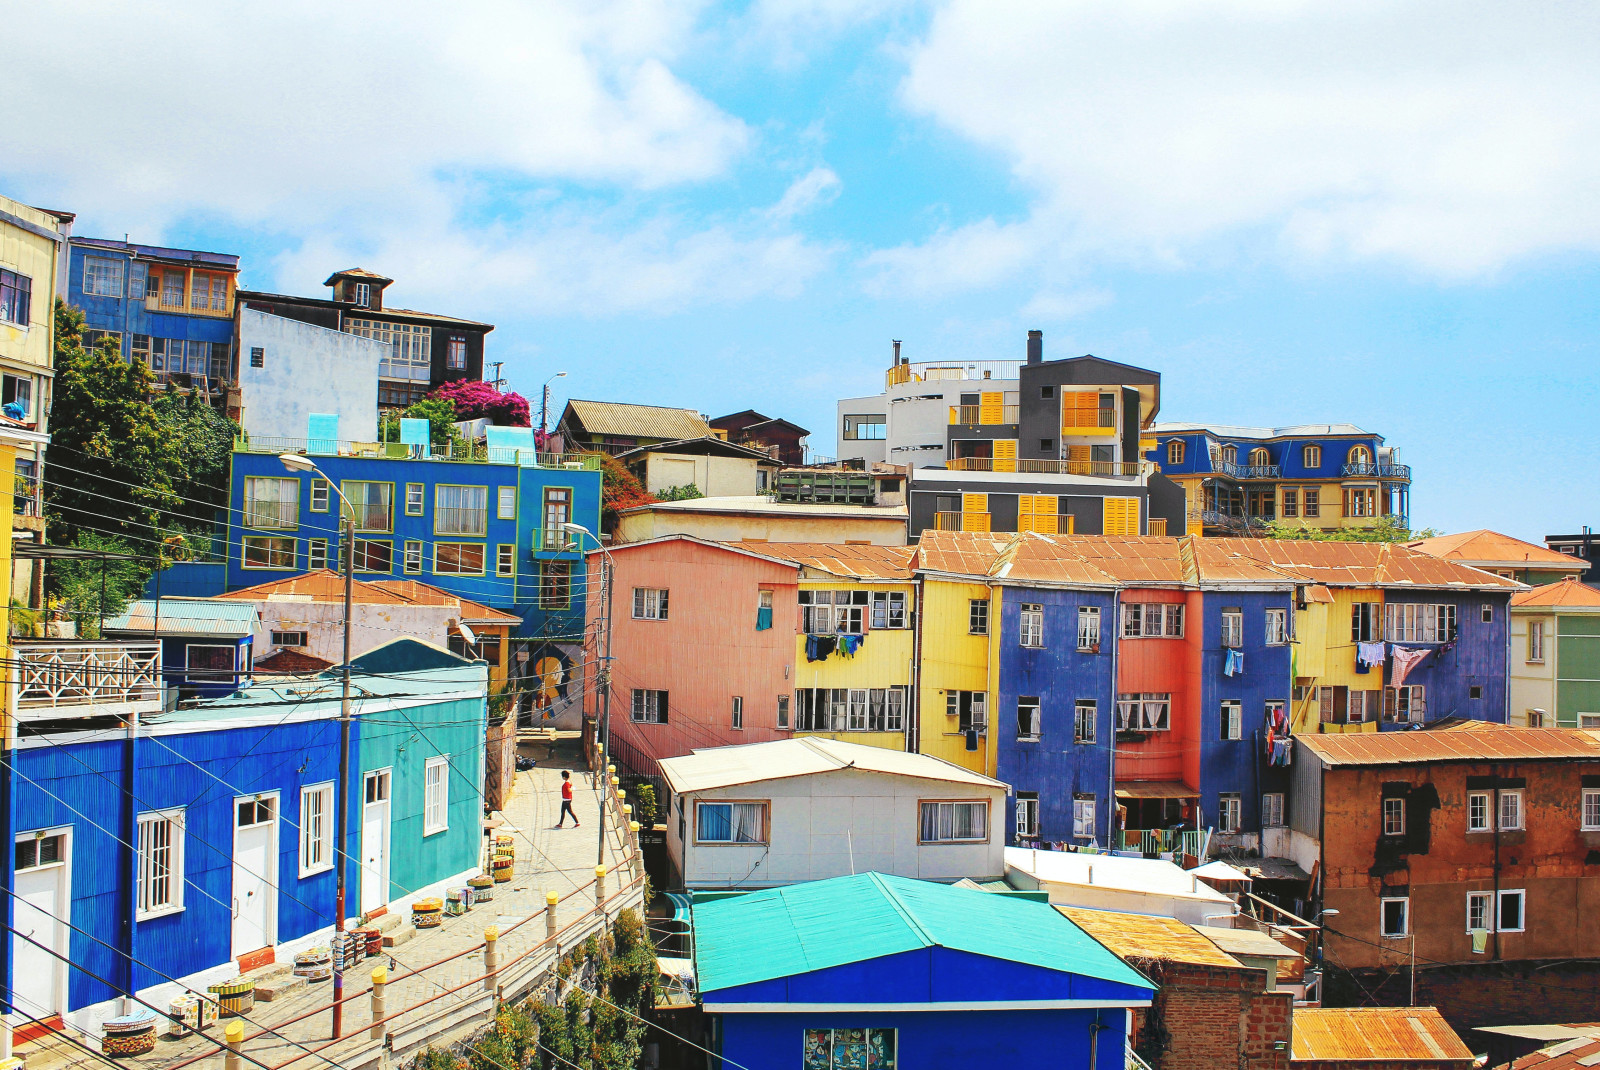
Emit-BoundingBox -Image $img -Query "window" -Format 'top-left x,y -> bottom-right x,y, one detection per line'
137,810 -> 184,918
1499,789 -> 1524,831
1262,792 -> 1284,827
542,487 -> 572,549
1040,438 -> 1054,453
1498,889 -> 1525,933
1017,696 -> 1041,740
1468,792 -> 1490,832
799,589 -> 866,634
343,481 -> 393,531
434,485 -> 487,534
1468,891 -> 1491,934
1344,487 -> 1376,517
631,689 -> 668,724
731,696 -> 743,729
1282,488 -> 1299,518
1220,700 -> 1242,740
1218,794 -> 1242,834
1019,603 -> 1043,648
802,1028 -> 895,1068
1528,621 -> 1545,662
497,486 -> 516,520
242,536 -> 296,569
83,257 -> 124,297
1122,602 -> 1184,638
871,591 -> 907,629
946,690 -> 987,733
969,598 -> 989,635
540,561 -> 572,609
496,543 -> 516,577
1303,445 -> 1321,468
347,318 -> 432,378
1470,685 -> 1482,700
244,477 -> 299,529
159,270 -> 185,308
0,269 -> 32,326
920,800 -> 988,842
1382,797 -> 1406,836
842,414 -> 887,440
446,336 -> 467,370
1015,794 -> 1039,838
189,272 -> 226,311
1384,603 -> 1457,643
1302,487 -> 1321,517
424,757 -> 449,835
1167,440 -> 1185,465
2,374 -> 34,421
1352,602 -> 1379,642
308,538 -> 328,571
1103,496 -> 1140,536
777,695 -> 790,729
1077,606 -> 1101,651
1381,685 -> 1426,724
1265,608 -> 1289,645
353,282 -> 370,307
1381,897 -> 1409,937
1221,608 -> 1243,649
1582,789 -> 1600,831
15,832 -> 64,872
697,801 -> 766,844
633,588 -> 669,620
1116,693 -> 1171,732
1248,447 -> 1270,467
1480,603 -> 1494,624
1527,709 -> 1546,728
310,479 -> 330,513
1220,444 -> 1238,465
1073,795 -> 1096,839
352,539 -> 393,573
403,540 -> 422,574
435,543 -> 486,575
271,630 -> 307,647
299,783 -> 333,876
1074,700 -> 1096,744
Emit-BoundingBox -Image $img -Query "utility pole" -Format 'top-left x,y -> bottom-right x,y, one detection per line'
488,361 -> 505,391
540,371 -> 568,437
596,553 -> 613,867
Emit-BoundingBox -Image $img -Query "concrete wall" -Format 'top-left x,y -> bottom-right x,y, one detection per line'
238,308 -> 384,441
614,508 -> 907,546
835,395 -> 889,467
640,451 -> 761,497
669,767 -> 1005,887
1509,608 -> 1556,726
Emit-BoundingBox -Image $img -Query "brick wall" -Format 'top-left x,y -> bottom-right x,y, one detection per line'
1132,960 -> 1292,1070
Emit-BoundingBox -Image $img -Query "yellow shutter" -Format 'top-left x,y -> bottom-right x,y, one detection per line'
993,439 -> 1017,473
1103,496 -> 1140,536
962,511 -> 991,532
1063,392 -> 1100,431
980,392 -> 1004,425
963,493 -> 988,513
1067,444 -> 1091,475
1018,494 -> 1058,534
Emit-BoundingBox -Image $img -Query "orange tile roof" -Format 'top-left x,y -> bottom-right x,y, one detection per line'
216,570 -> 519,625
1298,722 -> 1600,766
1205,538 -> 1521,590
1058,907 -> 1241,969
1290,1007 -> 1473,1064
1512,577 -> 1600,610
727,542 -> 916,580
1407,529 -> 1585,570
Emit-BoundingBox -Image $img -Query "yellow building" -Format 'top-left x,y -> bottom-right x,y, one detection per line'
915,569 -> 1000,777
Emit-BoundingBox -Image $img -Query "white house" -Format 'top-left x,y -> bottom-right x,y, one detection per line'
660,737 -> 1007,889
1004,846 -> 1239,926
237,307 -> 386,441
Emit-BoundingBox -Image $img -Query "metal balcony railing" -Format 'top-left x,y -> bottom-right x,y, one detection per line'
1213,458 -> 1281,480
947,405 -> 1020,425
1061,408 -> 1117,431
890,360 -> 1023,389
13,641 -> 163,717
234,435 -> 601,470
934,511 -> 966,531
948,457 -> 1145,477
1342,462 -> 1411,479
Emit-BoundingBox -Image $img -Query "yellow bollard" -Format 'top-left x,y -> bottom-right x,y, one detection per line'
595,865 -> 608,904
546,890 -> 559,941
483,927 -> 500,994
629,822 -> 644,879
369,966 -> 387,1040
606,764 -> 615,775
224,1021 -> 244,1070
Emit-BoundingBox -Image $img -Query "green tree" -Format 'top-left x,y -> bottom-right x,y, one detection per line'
1260,515 -> 1438,542
152,386 -> 239,547
379,396 -> 466,451
656,483 -> 702,502
47,531 -> 148,637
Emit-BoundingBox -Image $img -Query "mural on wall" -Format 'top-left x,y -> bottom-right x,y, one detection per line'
517,641 -> 582,728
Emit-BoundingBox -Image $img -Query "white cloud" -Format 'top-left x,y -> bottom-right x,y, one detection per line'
898,1 -> 1600,278
769,167 -> 843,219
862,218 -> 1038,296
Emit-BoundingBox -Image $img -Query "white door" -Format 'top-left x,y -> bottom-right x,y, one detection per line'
232,796 -> 278,957
360,770 -> 392,915
12,830 -> 69,1022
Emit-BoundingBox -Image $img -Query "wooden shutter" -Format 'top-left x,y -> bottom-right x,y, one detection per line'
980,392 -> 1004,424
1067,444 -> 1092,475
1103,496 -> 1139,536
993,439 -> 1017,472
1063,391 -> 1100,430
962,493 -> 989,532
1018,494 -> 1058,534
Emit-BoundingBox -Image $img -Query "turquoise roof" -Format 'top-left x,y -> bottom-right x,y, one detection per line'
103,598 -> 258,637
692,872 -> 1154,995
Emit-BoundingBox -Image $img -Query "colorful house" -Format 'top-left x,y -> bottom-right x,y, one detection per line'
1406,529 -> 1587,586
690,871 -> 1155,1070
1509,578 -> 1600,728
101,598 -> 258,698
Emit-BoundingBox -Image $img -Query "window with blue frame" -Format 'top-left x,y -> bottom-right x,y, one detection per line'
696,801 -> 766,843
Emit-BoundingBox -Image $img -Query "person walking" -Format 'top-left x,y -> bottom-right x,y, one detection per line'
555,770 -> 580,828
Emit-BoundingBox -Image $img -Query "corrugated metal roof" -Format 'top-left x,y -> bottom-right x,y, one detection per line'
1005,847 -> 1234,904
104,599 -> 258,637
692,871 -> 1154,995
1290,1007 -> 1473,1063
1407,529 -> 1585,570
1115,780 -> 1200,799
729,542 -> 916,579
1298,723 -> 1600,767
1206,538 -> 1521,590
1059,908 -> 1242,968
1191,924 -> 1301,961
1513,577 -> 1600,610
216,571 -> 519,624
565,399 -> 710,441
660,736 -> 1004,794
1507,1035 -> 1600,1069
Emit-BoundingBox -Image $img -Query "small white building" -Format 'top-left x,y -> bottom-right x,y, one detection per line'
616,436 -> 779,498
236,307 -> 386,442
660,736 -> 1007,889
1004,847 -> 1239,927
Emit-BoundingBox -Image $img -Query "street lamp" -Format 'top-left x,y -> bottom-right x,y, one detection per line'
539,371 -> 568,437
562,522 -> 613,866
280,453 -> 357,1038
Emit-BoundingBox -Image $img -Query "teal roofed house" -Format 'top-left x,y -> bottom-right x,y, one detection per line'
692,871 -> 1154,1069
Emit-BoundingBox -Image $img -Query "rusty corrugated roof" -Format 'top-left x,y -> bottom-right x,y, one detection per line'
1407,529 -> 1586,570
728,542 -> 915,580
1507,1034 -> 1600,1069
1290,1007 -> 1474,1064
1512,577 -> 1600,610
216,570 -> 520,624
565,399 -> 711,441
1299,722 -> 1600,767
1059,908 -> 1241,969
1205,538 -> 1521,590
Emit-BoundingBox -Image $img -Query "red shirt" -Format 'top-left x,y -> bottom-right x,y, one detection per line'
561,781 -> 573,801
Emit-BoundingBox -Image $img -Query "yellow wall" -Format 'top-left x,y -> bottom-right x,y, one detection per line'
1291,589 -> 1382,734
1509,608 -> 1555,726
917,577 -> 997,776
793,580 -> 915,752
0,195 -> 61,373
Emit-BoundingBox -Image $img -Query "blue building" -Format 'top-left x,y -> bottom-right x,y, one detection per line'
102,598 -> 258,698
6,640 -> 486,1028
65,237 -> 241,405
691,872 -> 1154,1070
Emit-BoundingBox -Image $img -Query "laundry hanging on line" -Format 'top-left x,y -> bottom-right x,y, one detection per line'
1224,649 -> 1245,676
836,633 -> 865,657
1390,644 -> 1431,689
805,634 -> 837,662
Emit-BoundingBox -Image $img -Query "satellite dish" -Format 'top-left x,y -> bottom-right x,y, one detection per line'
458,621 -> 478,647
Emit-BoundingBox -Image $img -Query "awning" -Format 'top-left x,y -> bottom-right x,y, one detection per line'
1191,860 -> 1252,884
665,891 -> 693,925
1115,781 -> 1199,800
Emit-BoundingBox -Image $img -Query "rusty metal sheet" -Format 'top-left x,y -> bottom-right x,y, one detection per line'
729,542 -> 916,579
1513,577 -> 1600,608
1299,723 -> 1600,767
1408,529 -> 1584,570
1059,907 -> 1241,969
1291,1007 -> 1473,1063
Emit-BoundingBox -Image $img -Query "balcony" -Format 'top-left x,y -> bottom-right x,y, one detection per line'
234,435 -> 601,471
934,511 -> 991,532
1213,459 -> 1281,480
948,405 -> 1020,426
888,360 -> 1023,389
1060,408 -> 1117,436
1341,462 -> 1411,480
947,457 -> 1145,477
12,640 -> 163,721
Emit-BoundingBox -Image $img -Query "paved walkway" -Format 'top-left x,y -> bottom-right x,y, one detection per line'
18,733 -> 642,1070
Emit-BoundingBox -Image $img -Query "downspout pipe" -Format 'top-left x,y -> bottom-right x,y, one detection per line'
1107,588 -> 1120,849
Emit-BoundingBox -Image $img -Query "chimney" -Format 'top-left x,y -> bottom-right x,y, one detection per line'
892,339 -> 902,367
1026,329 -> 1043,365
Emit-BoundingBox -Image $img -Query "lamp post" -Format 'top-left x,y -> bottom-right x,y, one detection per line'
539,371 -> 568,437
279,453 -> 356,1038
562,522 -> 612,866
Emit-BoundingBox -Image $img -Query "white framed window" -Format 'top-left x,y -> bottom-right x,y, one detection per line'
1262,792 -> 1285,827
1218,793 -> 1242,834
423,756 -> 449,835
1221,608 -> 1243,649
1481,603 -> 1494,623
871,590 -> 908,629
353,282 -> 370,307
1303,444 -> 1322,469
299,783 -> 334,877
731,696 -> 743,729
1383,685 -> 1426,724
1467,891 -> 1492,934
1528,621 -> 1545,663
1583,789 -> 1600,831
1121,602 -> 1184,638
1383,602 -> 1458,643
271,630 -> 307,647
405,483 -> 425,516
496,543 -> 516,577
497,486 -> 516,520
1467,791 -> 1490,832
1265,608 -> 1288,645
244,476 -> 299,530
84,256 -> 125,297
435,484 -> 488,535
308,538 -> 328,571
1072,794 -> 1096,839
776,695 -> 790,729
1017,696 -> 1041,740
1074,700 -> 1096,744
946,690 -> 987,733
920,800 -> 988,843
633,588 -> 669,620
1077,605 -> 1100,650
847,689 -> 869,731
1382,797 -> 1406,836
1220,700 -> 1242,740
1015,793 -> 1039,839
1499,789 -> 1524,831
1116,692 -> 1171,731
310,479 -> 330,513
696,801 -> 767,844
1497,889 -> 1525,933
404,540 -> 423,574
1019,603 -> 1044,648
137,809 -> 185,919
631,689 -> 668,724
1583,714 -> 1600,730
969,598 -> 988,635
1381,896 -> 1409,937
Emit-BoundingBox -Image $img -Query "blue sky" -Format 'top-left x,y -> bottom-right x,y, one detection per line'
5,1 -> 1597,539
